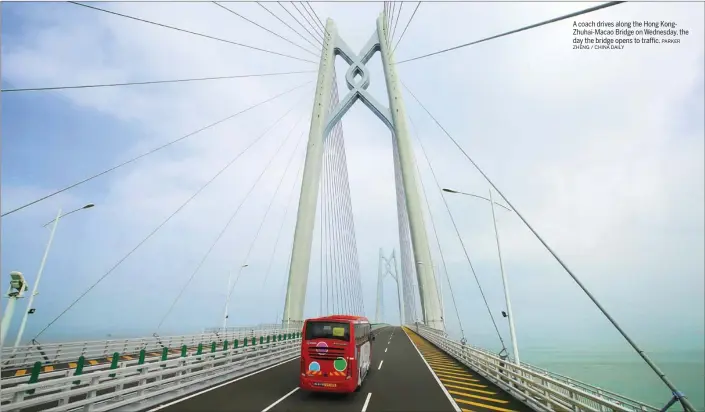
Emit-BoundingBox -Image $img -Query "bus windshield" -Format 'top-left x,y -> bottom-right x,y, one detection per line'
304,321 -> 350,342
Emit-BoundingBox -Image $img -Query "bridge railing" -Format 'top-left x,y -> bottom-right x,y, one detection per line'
0,332 -> 303,412
2,325 -> 297,370
409,323 -> 659,412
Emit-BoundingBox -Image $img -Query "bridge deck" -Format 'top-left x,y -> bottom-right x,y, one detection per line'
145,326 -> 530,412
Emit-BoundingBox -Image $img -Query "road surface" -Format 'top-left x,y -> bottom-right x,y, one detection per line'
146,326 -> 530,412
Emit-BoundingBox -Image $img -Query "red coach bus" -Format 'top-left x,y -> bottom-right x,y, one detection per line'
299,315 -> 374,393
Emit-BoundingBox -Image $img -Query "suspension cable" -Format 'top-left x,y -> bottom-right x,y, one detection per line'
408,115 -> 465,339
411,111 -> 507,351
391,1 -> 404,45
69,1 -> 317,64
402,81 -> 696,411
32,87 -> 312,340
157,109 -> 309,330
223,129 -> 309,313
392,2 -> 420,55
1,70 -> 314,93
1,80 -> 312,218
304,2 -> 326,32
292,2 -> 324,39
260,152 -> 306,289
278,2 -> 323,47
398,1 -> 625,64
330,85 -> 363,315
257,2 -> 319,51
212,2 -> 319,58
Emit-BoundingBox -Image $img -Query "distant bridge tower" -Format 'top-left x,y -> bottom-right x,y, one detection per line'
282,15 -> 444,330
375,248 -> 404,324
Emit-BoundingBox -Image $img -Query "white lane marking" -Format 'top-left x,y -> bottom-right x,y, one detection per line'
361,392 -> 372,412
378,360 -> 384,370
385,347 -> 388,353
261,387 -> 299,412
402,328 -> 462,412
147,356 -> 299,411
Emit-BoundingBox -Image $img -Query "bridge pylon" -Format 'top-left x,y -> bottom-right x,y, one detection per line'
282,15 -> 444,331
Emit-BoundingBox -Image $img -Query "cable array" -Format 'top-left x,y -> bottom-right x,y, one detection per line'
391,131 -> 420,324
319,76 -> 364,317
408,116 -> 466,340
398,1 -> 624,64
32,87 -> 312,340
157,107 -> 310,330
69,2 -> 317,64
402,80 -> 696,409
1,80 -> 313,218
212,2 -> 319,58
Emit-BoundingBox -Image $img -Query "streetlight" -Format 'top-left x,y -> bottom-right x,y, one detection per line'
223,264 -> 248,331
1,272 -> 29,346
442,187 -> 521,365
14,203 -> 95,348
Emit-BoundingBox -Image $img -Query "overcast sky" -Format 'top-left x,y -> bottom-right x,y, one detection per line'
1,0 -> 703,376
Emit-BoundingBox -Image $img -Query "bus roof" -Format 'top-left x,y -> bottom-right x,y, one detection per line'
305,314 -> 369,323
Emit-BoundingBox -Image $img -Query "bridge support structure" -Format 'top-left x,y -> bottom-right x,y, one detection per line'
375,248 -> 404,324
283,15 -> 444,330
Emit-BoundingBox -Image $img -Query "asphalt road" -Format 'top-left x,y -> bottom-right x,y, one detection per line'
148,326 -> 457,412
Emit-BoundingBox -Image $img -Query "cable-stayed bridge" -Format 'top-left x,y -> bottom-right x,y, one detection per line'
1,2 -> 701,412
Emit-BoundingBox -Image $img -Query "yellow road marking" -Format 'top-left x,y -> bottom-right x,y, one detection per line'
69,362 -> 78,369
429,365 -> 477,375
43,365 -> 54,372
88,360 -> 98,365
444,383 -> 496,395
435,372 -> 480,382
440,377 -> 488,388
448,390 -> 508,404
122,355 -> 133,360
407,329 -> 523,412
14,369 -> 26,377
454,399 -> 517,412
427,361 -> 467,369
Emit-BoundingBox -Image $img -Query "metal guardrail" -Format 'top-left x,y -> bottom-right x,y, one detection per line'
409,323 -> 659,412
0,333 -> 302,411
2,325 -> 297,369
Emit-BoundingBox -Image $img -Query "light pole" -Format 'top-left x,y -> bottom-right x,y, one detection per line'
2,272 -> 29,346
223,264 -> 248,331
14,203 -> 94,348
442,187 -> 521,365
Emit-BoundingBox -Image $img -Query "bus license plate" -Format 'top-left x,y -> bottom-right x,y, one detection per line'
313,383 -> 337,388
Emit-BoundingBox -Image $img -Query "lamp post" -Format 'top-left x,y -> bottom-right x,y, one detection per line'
14,203 -> 94,348
223,264 -> 248,331
442,187 -> 521,365
1,272 -> 29,346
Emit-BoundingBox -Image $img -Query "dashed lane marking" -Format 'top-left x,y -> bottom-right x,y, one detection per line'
404,327 -> 524,412
261,387 -> 299,412
361,392 -> 372,412
147,356 -> 300,411
378,360 -> 384,370
385,347 -> 387,353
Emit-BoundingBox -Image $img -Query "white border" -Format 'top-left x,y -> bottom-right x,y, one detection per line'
402,327 -> 461,412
